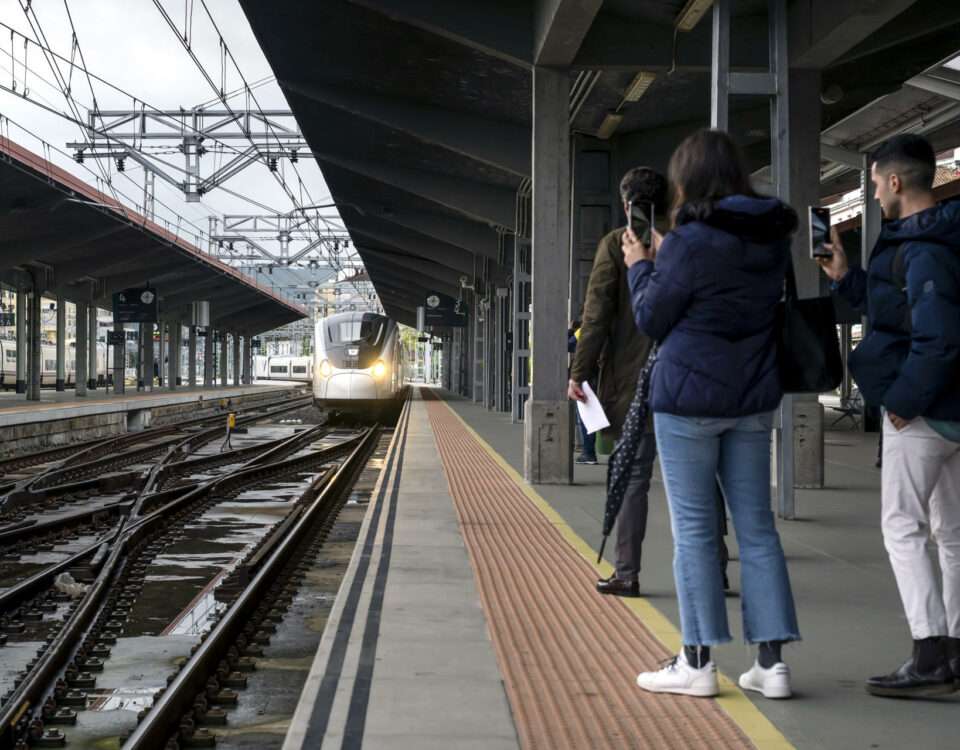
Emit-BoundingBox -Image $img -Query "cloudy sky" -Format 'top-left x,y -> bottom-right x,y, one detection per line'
0,0 -> 343,259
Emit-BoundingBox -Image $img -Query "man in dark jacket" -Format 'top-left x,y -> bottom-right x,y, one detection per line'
568,167 -> 666,597
820,133 -> 960,697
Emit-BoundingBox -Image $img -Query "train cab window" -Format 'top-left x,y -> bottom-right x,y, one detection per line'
328,315 -> 384,347
292,365 -> 307,374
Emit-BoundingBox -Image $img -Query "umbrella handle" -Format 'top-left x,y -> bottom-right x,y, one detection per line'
596,534 -> 608,565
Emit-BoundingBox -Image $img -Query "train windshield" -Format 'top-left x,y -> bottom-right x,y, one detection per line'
325,314 -> 388,368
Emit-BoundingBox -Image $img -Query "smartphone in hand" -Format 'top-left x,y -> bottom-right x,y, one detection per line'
628,199 -> 654,247
809,206 -> 832,259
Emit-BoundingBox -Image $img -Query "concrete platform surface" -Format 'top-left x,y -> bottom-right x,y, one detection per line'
0,384 -> 299,426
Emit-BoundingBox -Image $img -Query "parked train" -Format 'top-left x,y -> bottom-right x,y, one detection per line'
252,354 -> 313,383
0,339 -> 113,389
313,311 -> 405,415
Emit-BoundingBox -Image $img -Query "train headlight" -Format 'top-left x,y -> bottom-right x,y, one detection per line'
372,359 -> 387,379
318,359 -> 332,379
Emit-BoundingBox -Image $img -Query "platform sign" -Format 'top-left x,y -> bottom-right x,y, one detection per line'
107,330 -> 125,345
423,291 -> 466,327
113,287 -> 158,324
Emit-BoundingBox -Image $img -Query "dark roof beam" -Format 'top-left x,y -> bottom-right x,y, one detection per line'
361,256 -> 460,297
534,0 -> 602,66
313,152 -> 516,229
348,221 -> 477,275
355,246 -> 466,288
344,0 -> 532,68
0,223 -> 133,271
285,81 -> 529,176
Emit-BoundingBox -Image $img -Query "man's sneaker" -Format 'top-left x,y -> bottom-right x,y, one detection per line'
575,453 -> 598,465
739,661 -> 792,699
636,651 -> 718,697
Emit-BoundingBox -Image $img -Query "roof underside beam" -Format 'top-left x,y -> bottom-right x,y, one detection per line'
361,256 -> 460,297
347,219 -> 477,275
343,0 -> 532,67
355,246 -> 466,288
534,0 -> 602,66
284,81 -> 529,176
313,153 -> 516,229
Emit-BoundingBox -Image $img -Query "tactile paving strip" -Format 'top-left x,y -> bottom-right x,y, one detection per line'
424,391 -> 754,750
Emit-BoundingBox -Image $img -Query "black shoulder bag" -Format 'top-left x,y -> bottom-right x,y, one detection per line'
775,257 -> 843,393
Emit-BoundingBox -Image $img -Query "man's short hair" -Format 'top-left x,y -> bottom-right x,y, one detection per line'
619,167 -> 668,211
871,134 -> 936,192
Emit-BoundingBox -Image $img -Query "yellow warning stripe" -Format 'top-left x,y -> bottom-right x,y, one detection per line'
440,399 -> 795,750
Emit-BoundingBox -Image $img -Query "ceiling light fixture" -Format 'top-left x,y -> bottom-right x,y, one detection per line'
623,72 -> 657,102
675,0 -> 714,32
596,112 -> 624,140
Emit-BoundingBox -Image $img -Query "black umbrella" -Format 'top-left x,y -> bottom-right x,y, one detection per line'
598,347 -> 657,563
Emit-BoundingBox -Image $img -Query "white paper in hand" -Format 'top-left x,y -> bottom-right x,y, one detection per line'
576,381 -> 610,434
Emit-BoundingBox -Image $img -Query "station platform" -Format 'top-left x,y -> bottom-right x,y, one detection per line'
286,388 -> 957,750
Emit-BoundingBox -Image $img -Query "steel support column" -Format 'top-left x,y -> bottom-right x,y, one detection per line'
220,333 -> 228,387
241,335 -> 251,385
188,325 -> 198,387
75,301 -> 88,397
232,333 -> 241,387
167,322 -> 179,390
55,296 -> 66,391
524,67 -> 572,485
15,290 -> 26,394
113,320 -> 125,395
204,327 -> 215,388
28,279 -> 42,401
157,321 -> 166,387
87,307 -> 98,390
143,323 -> 154,391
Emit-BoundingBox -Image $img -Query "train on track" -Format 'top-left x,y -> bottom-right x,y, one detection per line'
252,353 -> 312,383
0,339 -> 112,389
313,311 -> 405,416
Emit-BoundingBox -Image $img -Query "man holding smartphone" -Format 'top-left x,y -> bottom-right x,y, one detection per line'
568,167 -> 666,597
818,133 -> 960,697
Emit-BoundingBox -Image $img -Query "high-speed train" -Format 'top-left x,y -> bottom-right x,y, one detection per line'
252,354 -> 312,382
0,339 -> 111,389
313,311 -> 405,414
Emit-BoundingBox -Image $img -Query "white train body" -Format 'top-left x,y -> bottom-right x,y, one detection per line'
0,339 -> 111,389
252,354 -> 312,382
312,312 -> 404,411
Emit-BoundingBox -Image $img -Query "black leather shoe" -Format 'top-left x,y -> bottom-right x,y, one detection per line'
948,638 -> 960,685
866,640 -> 956,698
596,575 -> 639,598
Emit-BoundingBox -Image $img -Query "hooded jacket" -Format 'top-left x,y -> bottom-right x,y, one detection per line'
627,195 -> 795,417
836,200 -> 960,420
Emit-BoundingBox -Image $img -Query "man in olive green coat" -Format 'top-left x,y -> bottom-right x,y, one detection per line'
568,167 -> 666,597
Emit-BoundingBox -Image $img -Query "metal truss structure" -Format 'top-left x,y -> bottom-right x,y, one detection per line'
66,109 -> 309,204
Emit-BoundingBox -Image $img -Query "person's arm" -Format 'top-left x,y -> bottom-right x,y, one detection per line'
625,232 -> 694,341
569,236 -> 619,395
819,227 -> 867,311
882,245 -> 960,421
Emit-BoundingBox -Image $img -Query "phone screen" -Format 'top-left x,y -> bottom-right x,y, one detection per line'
809,206 -> 831,258
629,200 -> 654,246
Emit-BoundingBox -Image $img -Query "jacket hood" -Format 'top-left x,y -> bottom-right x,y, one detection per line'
676,195 -> 798,244
879,199 -> 960,248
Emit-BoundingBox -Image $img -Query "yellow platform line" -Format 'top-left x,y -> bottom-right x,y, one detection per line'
440,400 -> 795,750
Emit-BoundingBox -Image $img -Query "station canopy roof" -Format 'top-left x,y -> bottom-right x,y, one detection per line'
240,0 -> 960,325
0,138 -> 306,334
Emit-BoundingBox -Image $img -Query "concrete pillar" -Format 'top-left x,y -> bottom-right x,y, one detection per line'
55,296 -> 66,391
142,322 -> 154,391
203,327 -> 215,387
219,332 -> 228,387
788,69 -> 825,489
28,279 -> 41,401
241,335 -> 251,385
75,301 -> 88,397
87,306 -> 98,390
188,325 -> 198,388
15,289 -> 26,394
523,66 -> 572,485
112,320 -> 125,395
232,332 -> 241,387
168,321 -> 179,390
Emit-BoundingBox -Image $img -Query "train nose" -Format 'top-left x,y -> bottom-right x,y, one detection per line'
325,373 -> 378,399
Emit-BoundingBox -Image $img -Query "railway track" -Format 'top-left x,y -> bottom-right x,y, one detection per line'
0,408 -> 386,750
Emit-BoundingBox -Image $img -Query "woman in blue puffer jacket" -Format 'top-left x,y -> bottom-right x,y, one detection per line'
624,130 -> 801,700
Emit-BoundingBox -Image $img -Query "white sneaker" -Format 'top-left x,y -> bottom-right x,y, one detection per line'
738,661 -> 792,699
636,651 -> 719,697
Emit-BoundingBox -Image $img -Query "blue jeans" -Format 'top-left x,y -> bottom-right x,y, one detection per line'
655,411 -> 800,646
576,411 -> 596,459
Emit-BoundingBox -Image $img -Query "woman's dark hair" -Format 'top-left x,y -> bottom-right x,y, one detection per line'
667,129 -> 756,224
